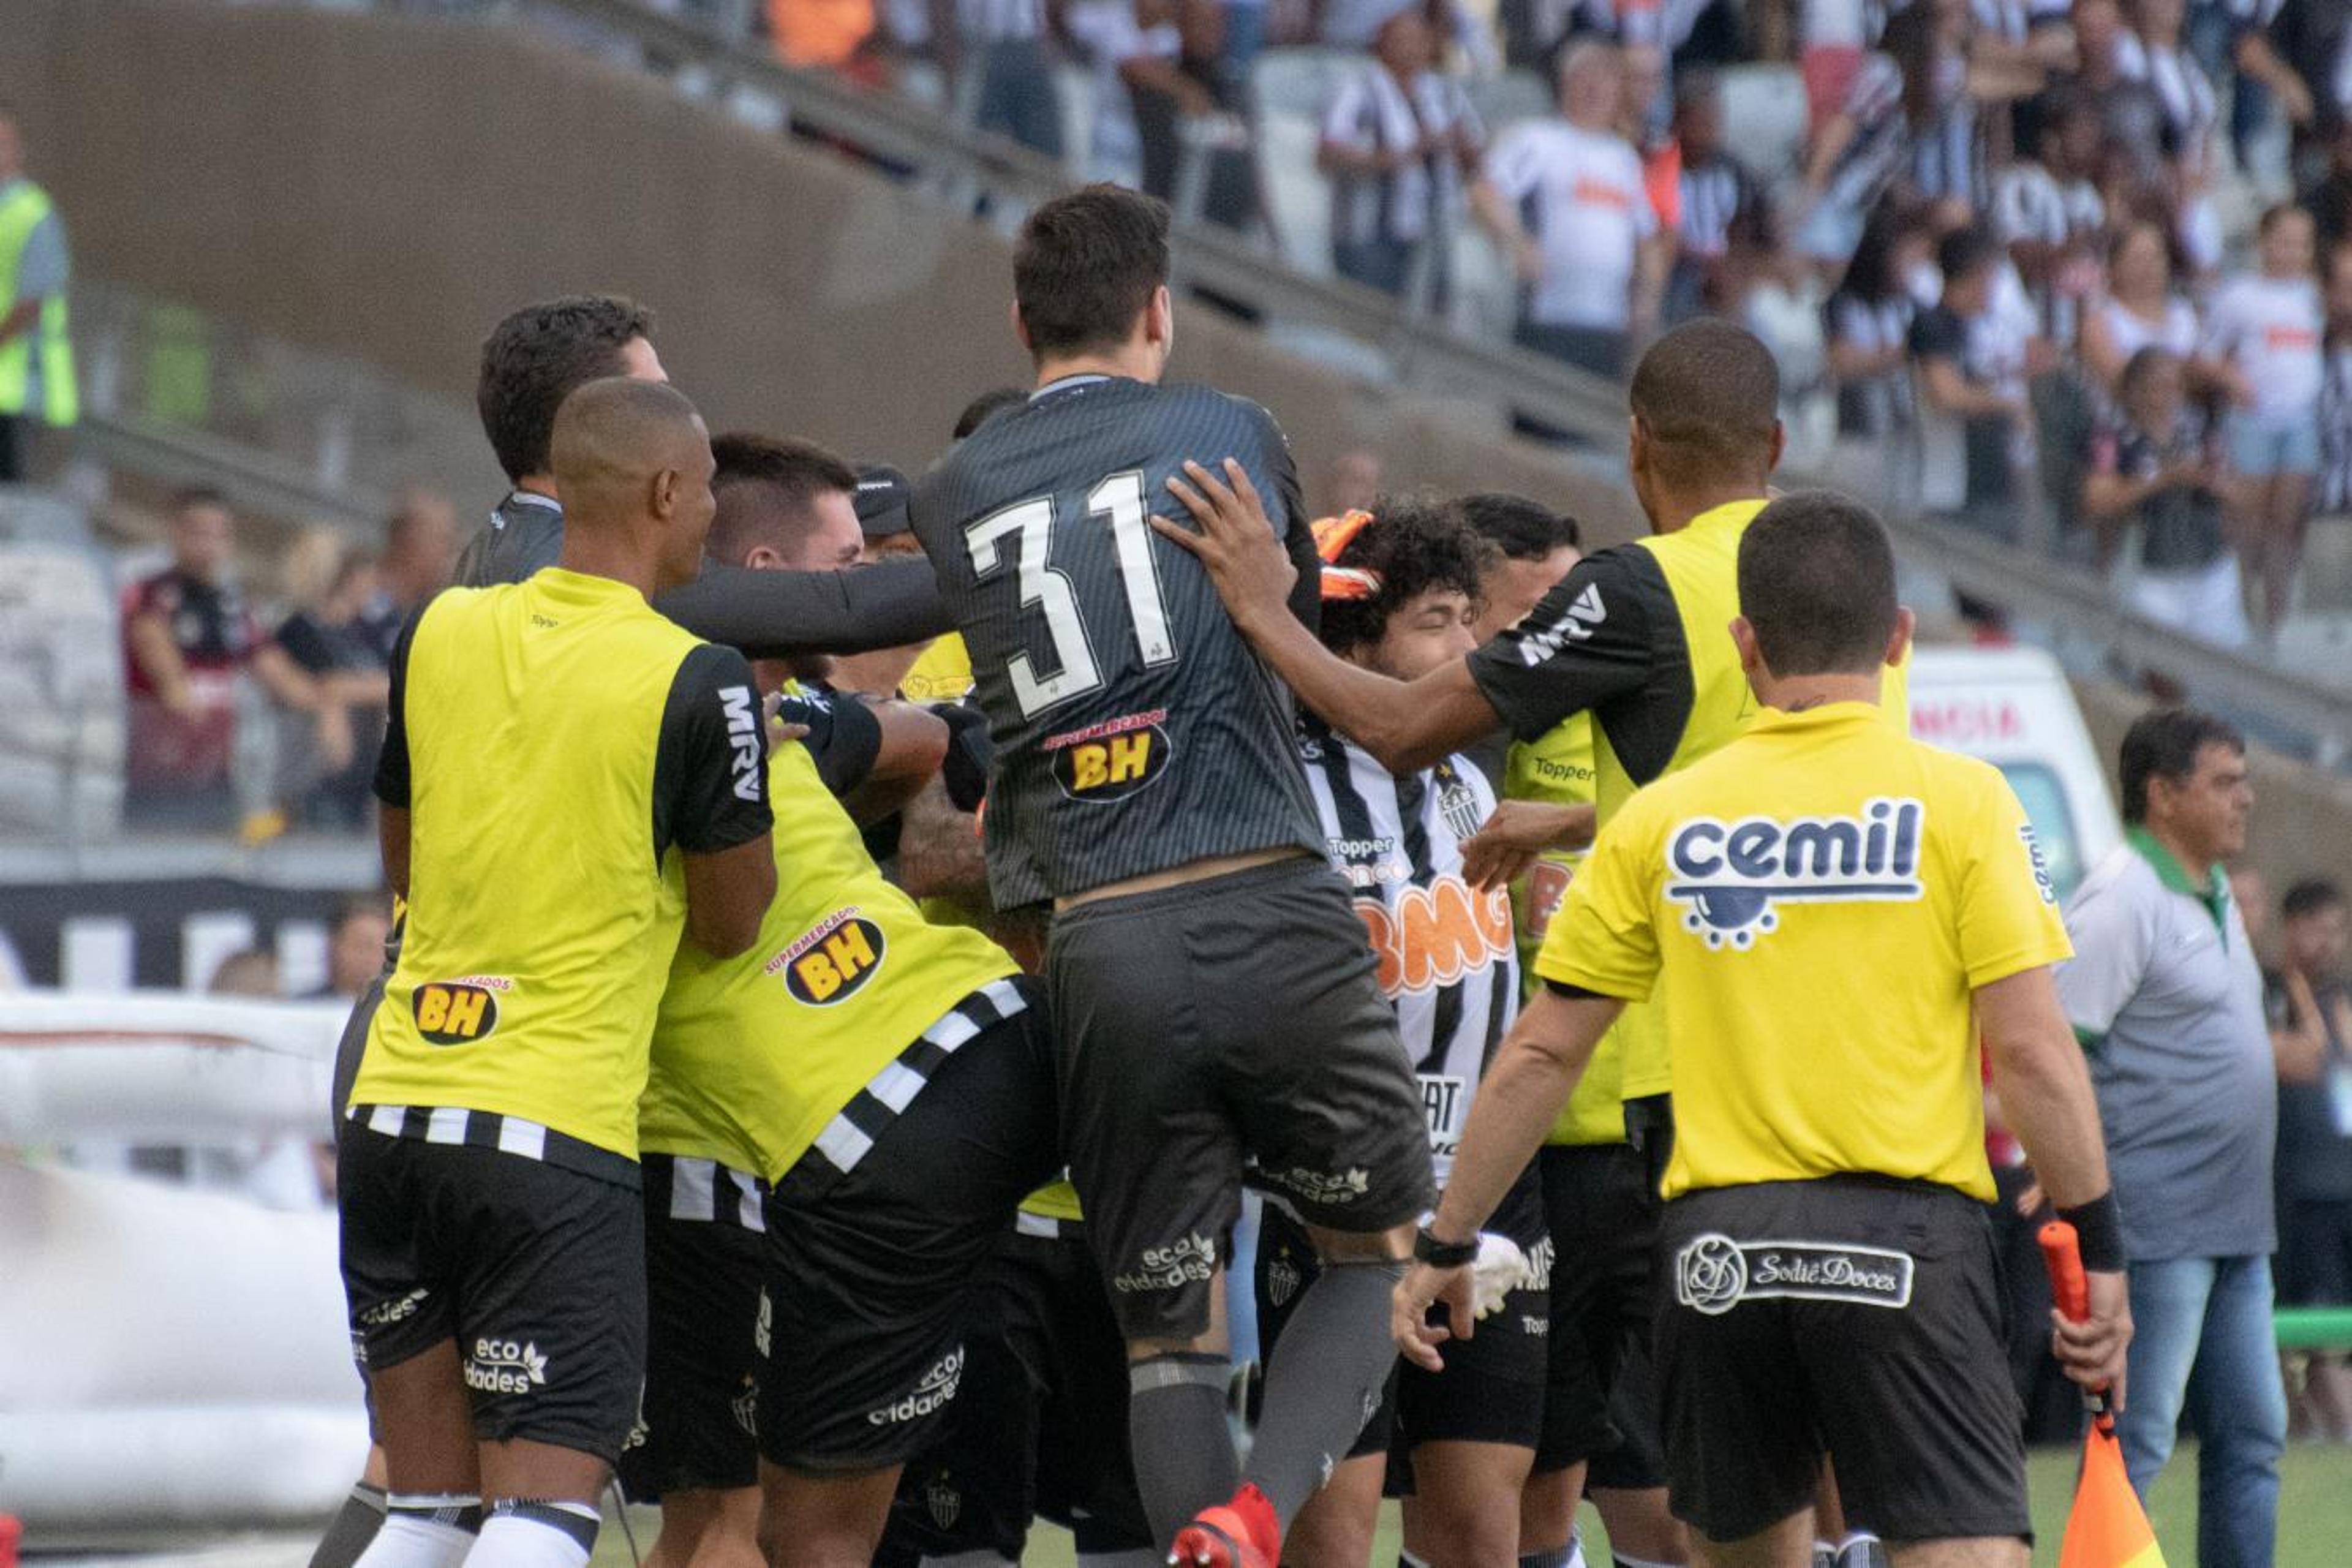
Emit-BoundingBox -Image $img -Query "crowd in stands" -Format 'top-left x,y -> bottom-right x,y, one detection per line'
682,0 -> 2352,649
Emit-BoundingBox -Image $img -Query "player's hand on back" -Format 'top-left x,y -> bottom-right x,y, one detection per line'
1156,458 -> 1297,633
2051,1270 -> 2133,1412
1461,801 -> 1594,891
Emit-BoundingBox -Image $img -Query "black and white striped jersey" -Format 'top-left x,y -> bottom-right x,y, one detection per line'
1297,714 -> 1519,1185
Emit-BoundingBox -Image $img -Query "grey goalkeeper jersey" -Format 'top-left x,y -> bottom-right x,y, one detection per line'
454,491 -> 952,658
910,376 -> 1326,907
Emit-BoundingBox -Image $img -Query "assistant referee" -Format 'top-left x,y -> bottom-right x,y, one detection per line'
339,378 -> 775,1568
1393,493 -> 2130,1567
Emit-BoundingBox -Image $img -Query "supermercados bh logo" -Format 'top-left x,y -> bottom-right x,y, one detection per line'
1665,797 -> 1926,950
769,907 -> 886,1005
1045,709 -> 1172,802
412,975 -> 510,1044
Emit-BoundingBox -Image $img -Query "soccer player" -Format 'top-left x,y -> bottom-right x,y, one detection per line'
1393,491 -> 2132,1568
339,379 -> 776,1568
456,294 -> 947,657
907,184 -> 1433,1567
617,433 -> 954,1568
1254,500 -> 1550,1568
647,434 -> 1063,1568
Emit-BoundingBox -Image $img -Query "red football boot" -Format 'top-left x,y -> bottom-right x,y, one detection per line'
1167,1482 -> 1279,1568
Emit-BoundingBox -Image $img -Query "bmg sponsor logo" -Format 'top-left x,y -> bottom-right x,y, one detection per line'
412,976 -> 510,1044
769,908 -> 887,1005
1045,709 -> 1172,802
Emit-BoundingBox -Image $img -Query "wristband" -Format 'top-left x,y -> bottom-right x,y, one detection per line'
2057,1191 -> 2127,1273
1414,1226 -> 1478,1268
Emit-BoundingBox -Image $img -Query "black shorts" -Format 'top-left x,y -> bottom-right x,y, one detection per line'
1536,1140 -> 1668,1488
1256,1177 -> 1548,1464
756,983 -> 1060,1474
337,1125 -> 646,1462
1049,858 -> 1434,1341
616,1155 -> 769,1502
879,1215 -> 1153,1562
1655,1177 -> 2030,1545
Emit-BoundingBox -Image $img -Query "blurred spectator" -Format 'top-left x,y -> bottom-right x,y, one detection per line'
2059,0 -> 2173,194
1825,202 -> 1925,507
771,0 -> 878,68
1664,68 -> 1768,324
1321,446 -> 1385,515
274,528 -> 392,829
2080,219 -> 2203,396
2304,119 -> 2352,257
208,947 -> 282,998
2119,0 -> 2222,269
1739,220 -> 1835,470
0,105 -> 75,486
2206,202 -> 2323,636
1798,4 -> 1962,273
359,488 -> 459,660
1319,6 -> 1483,302
1798,0 -> 1876,138
2081,345 -> 2250,644
2268,876 -> 2352,1442
1472,39 -> 1664,378
2319,240 -> 2352,527
2055,707 -> 2281,1562
1912,225 -> 2035,543
2224,0 -> 2326,175
1991,92 -> 2107,344
943,0 -> 1065,157
312,894 -> 394,1003
122,489 -> 352,832
1065,0 -> 1183,185
1131,0 -> 1257,230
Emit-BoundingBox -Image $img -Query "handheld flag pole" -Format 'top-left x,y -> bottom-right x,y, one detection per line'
2038,1220 -> 2165,1568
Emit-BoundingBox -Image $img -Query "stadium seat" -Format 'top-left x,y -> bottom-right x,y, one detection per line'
0,492 -> 126,841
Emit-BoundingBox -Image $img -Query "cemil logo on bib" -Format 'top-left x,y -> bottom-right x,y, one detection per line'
769,908 -> 887,1006
1044,709 -> 1172,802
1665,797 -> 1925,950
412,977 -> 508,1044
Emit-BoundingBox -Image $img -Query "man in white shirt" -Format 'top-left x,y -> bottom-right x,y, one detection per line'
1471,39 -> 1668,380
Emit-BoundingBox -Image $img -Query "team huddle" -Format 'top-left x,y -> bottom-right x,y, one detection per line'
319,186 -> 2133,1568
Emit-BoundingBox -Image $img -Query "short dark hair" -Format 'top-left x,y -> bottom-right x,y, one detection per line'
2283,877 -> 2346,921
1455,492 -> 1580,559
953,386 -> 1030,441
1628,320 -> 1780,488
477,295 -> 657,484
1319,496 -> 1493,655
1013,186 -> 1170,361
1736,490 -> 1899,676
707,432 -> 859,562
2119,344 -> 2180,400
169,485 -> 228,516
2117,707 -> 2244,825
1937,225 -> 2003,285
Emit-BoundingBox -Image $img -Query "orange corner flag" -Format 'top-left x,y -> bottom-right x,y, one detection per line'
2040,1221 -> 2167,1568
2059,1417 -> 2166,1568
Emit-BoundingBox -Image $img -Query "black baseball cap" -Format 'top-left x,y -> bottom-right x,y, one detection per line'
854,465 -> 912,539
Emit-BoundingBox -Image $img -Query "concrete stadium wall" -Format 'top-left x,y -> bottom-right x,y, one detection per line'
0,0 -> 1640,538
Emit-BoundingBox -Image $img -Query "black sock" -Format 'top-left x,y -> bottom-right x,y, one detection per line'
1127,1351 -> 1241,1544
1242,1258 -> 1405,1523
309,1482 -> 388,1568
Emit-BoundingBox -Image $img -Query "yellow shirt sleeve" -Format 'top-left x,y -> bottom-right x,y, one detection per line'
1953,764 -> 2075,989
1533,794 -> 1662,1002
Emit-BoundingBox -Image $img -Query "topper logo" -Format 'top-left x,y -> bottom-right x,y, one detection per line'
1665,797 -> 1926,949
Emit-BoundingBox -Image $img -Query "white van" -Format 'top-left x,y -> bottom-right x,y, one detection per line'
1906,646 -> 2122,902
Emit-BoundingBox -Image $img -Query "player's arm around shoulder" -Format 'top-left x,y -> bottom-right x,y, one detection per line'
665,643 -> 779,959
